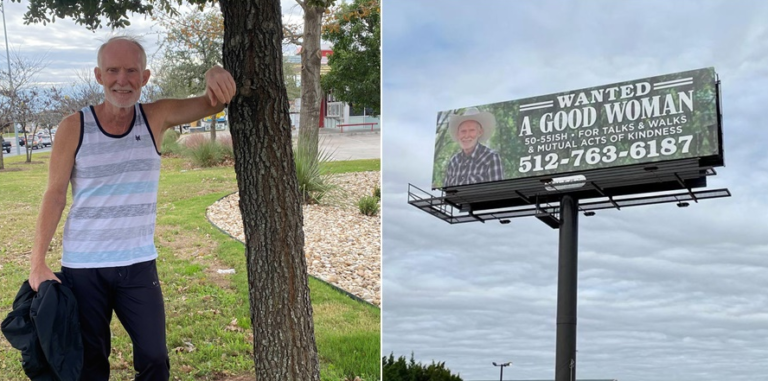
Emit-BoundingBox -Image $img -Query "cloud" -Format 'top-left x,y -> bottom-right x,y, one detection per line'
2,1 -> 162,85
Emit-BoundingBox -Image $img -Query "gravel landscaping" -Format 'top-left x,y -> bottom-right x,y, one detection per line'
206,171 -> 381,306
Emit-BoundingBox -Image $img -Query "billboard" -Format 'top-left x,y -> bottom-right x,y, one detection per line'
432,68 -> 722,189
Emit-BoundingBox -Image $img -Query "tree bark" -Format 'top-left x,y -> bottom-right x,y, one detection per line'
297,4 -> 325,162
219,1 -> 320,380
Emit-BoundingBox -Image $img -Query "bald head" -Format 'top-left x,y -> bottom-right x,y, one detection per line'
97,36 -> 147,70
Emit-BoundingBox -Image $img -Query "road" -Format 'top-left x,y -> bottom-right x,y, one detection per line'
3,144 -> 52,158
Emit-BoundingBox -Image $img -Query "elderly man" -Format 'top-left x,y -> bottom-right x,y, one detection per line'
27,36 -> 236,381
443,107 -> 504,187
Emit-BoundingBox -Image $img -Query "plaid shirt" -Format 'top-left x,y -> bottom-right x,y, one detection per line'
443,144 -> 504,187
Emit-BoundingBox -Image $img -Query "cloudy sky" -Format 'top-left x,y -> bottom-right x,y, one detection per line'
1,0 -> 157,85
1,0 -> 304,85
381,1 -> 768,381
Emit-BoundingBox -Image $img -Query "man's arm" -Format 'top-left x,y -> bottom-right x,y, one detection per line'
29,113 -> 80,291
144,65 -> 237,132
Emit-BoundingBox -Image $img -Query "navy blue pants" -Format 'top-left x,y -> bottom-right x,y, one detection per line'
62,260 -> 169,381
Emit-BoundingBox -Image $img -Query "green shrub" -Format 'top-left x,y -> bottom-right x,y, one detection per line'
383,353 -> 463,381
186,139 -> 223,167
161,129 -> 182,155
179,133 -> 234,167
218,135 -> 234,161
358,196 -> 379,216
373,186 -> 381,200
294,142 -> 336,204
183,133 -> 207,149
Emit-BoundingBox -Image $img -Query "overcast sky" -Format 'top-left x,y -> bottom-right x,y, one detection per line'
381,1 -> 768,381
1,0 -> 304,85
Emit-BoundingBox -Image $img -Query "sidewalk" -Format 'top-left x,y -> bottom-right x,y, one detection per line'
178,128 -> 380,162
315,128 -> 380,161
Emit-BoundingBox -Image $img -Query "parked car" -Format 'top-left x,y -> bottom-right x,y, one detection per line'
39,135 -> 52,147
29,135 -> 45,150
18,136 -> 26,147
2,138 -> 10,153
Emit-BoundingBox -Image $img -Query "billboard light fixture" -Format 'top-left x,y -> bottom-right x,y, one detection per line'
544,175 -> 587,192
677,202 -> 690,208
499,219 -> 511,225
584,211 -> 596,216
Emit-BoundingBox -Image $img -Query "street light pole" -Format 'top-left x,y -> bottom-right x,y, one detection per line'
492,361 -> 512,381
1,0 -> 18,155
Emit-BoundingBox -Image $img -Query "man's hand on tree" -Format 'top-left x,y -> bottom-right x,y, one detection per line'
205,66 -> 237,107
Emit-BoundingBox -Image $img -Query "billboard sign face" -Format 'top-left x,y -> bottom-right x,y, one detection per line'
432,68 -> 721,189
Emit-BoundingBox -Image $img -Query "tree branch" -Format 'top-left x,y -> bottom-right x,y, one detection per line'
283,26 -> 304,45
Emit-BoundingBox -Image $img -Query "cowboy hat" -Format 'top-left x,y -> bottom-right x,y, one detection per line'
448,107 -> 496,144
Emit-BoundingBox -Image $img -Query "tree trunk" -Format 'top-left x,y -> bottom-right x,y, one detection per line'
219,1 -> 320,380
0,129 -> 6,169
297,4 -> 325,162
24,131 -> 32,163
209,114 -> 217,142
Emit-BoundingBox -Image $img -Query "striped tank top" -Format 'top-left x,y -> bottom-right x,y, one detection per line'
62,104 -> 161,268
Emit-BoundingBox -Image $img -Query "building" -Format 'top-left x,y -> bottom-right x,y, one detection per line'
286,45 -> 380,133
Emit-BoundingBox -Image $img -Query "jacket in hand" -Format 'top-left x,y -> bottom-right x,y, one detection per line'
1,276 -> 83,381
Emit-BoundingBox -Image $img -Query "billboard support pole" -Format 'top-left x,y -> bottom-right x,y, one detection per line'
555,195 -> 578,381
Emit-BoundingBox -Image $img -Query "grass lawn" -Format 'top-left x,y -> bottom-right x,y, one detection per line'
0,153 -> 381,381
324,159 -> 381,174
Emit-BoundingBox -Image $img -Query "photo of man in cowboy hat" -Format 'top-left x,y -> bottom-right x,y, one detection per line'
443,107 -> 504,187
